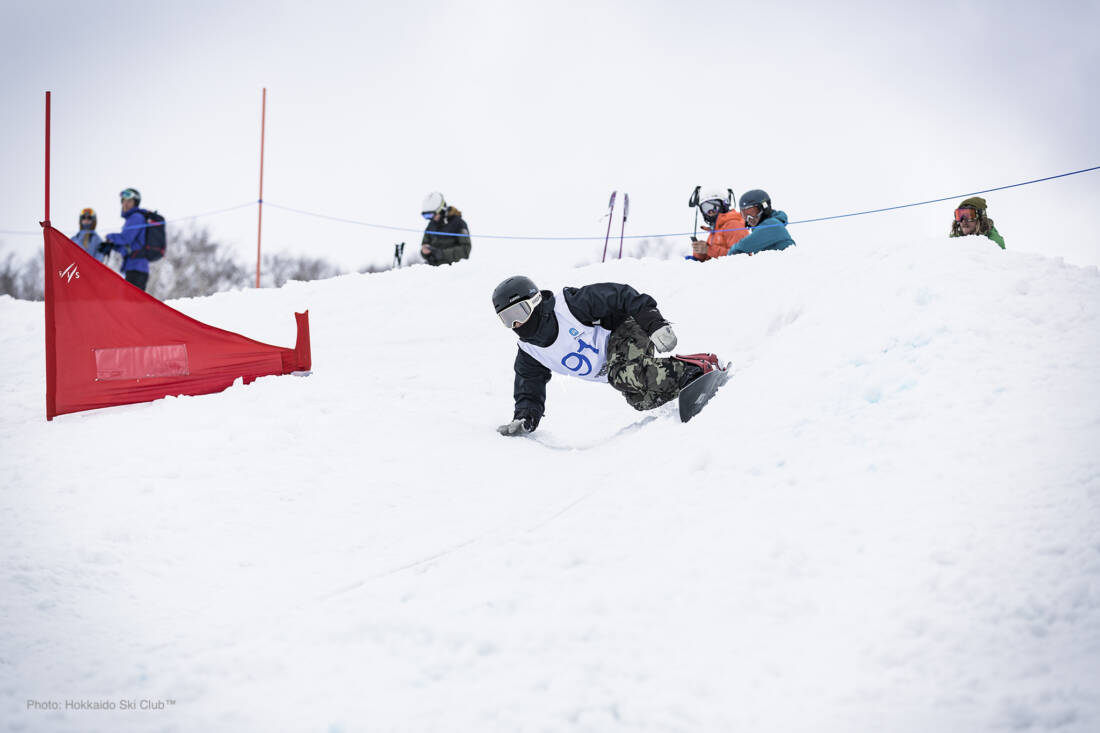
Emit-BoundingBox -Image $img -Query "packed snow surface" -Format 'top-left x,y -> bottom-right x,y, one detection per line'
2,231 -> 1099,732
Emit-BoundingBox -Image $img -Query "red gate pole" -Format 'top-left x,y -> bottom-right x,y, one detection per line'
43,91 -> 51,227
255,87 -> 267,288
43,91 -> 56,420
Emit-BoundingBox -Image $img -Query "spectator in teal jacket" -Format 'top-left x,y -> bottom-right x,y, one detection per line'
727,189 -> 795,255
950,196 -> 1005,249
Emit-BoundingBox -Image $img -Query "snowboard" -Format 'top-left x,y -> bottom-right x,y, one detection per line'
678,364 -> 731,422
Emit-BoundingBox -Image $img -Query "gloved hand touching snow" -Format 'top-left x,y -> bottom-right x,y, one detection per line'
497,414 -> 540,436
649,324 -> 678,353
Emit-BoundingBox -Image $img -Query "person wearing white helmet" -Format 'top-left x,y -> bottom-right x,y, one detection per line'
686,186 -> 749,261
419,191 -> 471,266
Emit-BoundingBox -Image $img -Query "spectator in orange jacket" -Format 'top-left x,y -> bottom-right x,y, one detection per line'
688,187 -> 748,261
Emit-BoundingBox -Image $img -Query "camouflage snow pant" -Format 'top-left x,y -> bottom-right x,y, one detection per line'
606,318 -> 688,411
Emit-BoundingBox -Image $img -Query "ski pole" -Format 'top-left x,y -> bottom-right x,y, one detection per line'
618,192 -> 629,259
688,185 -> 700,242
601,190 -> 617,263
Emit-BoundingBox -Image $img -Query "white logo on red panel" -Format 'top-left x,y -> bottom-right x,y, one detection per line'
58,262 -> 80,283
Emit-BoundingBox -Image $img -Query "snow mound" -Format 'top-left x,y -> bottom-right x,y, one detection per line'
2,230 -> 1099,732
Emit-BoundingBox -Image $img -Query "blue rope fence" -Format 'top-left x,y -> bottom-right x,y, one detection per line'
0,201 -> 257,237
786,165 -> 1100,228
272,165 -> 1100,240
3,166 -> 1097,241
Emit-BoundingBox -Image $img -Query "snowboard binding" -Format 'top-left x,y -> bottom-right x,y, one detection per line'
673,354 -> 731,422
673,353 -> 725,387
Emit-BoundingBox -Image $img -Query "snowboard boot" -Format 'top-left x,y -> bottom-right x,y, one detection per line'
673,353 -> 723,388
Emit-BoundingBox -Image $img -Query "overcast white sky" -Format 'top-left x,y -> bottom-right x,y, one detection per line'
2,0 -> 1098,270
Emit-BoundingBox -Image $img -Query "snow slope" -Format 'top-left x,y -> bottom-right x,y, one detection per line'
2,229 -> 1099,733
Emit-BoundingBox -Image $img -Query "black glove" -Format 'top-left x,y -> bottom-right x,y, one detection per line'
496,413 -> 540,436
97,241 -> 112,255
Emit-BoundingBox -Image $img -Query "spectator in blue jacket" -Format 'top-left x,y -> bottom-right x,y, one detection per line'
727,189 -> 796,255
101,188 -> 151,291
70,207 -> 105,263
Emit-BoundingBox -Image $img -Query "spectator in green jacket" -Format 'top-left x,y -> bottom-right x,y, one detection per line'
950,196 -> 1005,249
419,191 -> 472,266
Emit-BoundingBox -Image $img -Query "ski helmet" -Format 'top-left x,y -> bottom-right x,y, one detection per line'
120,188 -> 141,205
738,189 -> 772,226
738,189 -> 771,213
421,191 -> 446,218
697,187 -> 734,222
492,275 -> 542,328
79,207 -> 97,229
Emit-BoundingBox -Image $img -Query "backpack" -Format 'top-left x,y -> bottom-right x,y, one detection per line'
135,210 -> 166,261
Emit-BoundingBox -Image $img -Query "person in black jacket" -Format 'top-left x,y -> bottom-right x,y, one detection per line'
419,191 -> 471,265
492,276 -> 724,435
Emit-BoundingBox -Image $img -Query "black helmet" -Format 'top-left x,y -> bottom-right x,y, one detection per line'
738,189 -> 771,212
492,275 -> 542,328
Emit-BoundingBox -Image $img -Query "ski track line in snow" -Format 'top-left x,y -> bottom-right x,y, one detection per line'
316,410 -> 672,601
316,483 -> 605,601
316,535 -> 485,602
315,417 -> 659,601
522,410 -> 686,530
522,410 -> 669,451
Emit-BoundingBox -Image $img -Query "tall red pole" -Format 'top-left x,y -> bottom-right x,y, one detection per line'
43,91 -> 51,227
255,87 -> 267,288
44,91 -> 56,420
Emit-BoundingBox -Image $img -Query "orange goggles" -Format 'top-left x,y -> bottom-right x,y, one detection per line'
954,207 -> 979,223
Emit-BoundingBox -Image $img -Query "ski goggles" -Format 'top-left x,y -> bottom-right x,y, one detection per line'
119,188 -> 140,201
954,207 -> 979,223
496,292 -> 542,328
699,199 -> 726,217
421,212 -> 436,219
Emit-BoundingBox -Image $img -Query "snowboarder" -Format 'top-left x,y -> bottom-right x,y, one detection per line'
99,188 -> 153,291
726,189 -> 796,255
949,196 -> 1005,249
420,191 -> 472,265
688,186 -> 749,261
70,207 -> 105,263
493,275 -> 724,435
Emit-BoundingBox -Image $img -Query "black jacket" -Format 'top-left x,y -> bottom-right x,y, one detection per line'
511,283 -> 669,421
421,207 -> 472,265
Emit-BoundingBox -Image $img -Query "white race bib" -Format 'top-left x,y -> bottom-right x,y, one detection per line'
518,292 -> 611,382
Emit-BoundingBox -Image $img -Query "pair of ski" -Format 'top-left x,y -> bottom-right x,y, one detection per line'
601,191 -> 630,262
